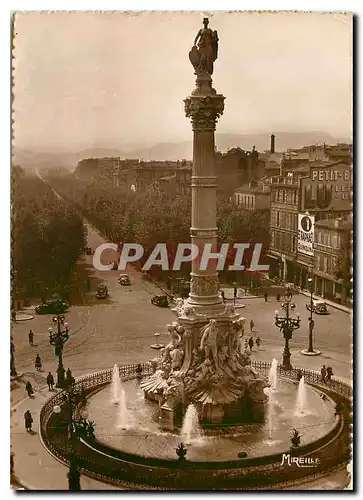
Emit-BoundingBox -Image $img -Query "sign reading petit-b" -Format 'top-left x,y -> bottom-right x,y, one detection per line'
300,162 -> 352,212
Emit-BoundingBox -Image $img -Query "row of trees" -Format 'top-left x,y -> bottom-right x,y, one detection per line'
12,166 -> 87,301
44,171 -> 270,282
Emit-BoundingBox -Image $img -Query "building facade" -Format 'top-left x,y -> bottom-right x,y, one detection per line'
312,217 -> 352,303
234,180 -> 270,211
267,177 -> 299,281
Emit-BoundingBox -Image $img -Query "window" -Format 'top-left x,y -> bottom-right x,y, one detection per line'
323,256 -> 328,272
331,232 -> 338,248
292,235 -> 297,252
278,190 -> 283,202
271,230 -> 275,248
276,211 -> 280,226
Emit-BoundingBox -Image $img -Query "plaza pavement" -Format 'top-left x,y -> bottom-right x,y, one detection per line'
10,223 -> 352,490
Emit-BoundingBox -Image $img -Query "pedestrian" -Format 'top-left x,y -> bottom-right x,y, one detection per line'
66,368 -> 74,386
28,330 -> 34,347
255,336 -> 262,348
248,337 -> 254,351
11,310 -> 16,322
264,292 -> 268,302
233,286 -> 237,305
276,293 -> 281,302
47,372 -> 55,391
35,354 -> 42,371
321,365 -> 327,384
250,319 -> 254,333
244,338 -> 249,351
86,278 -> 91,292
221,290 -> 225,303
326,366 -> 334,382
24,410 -> 33,432
25,381 -> 34,397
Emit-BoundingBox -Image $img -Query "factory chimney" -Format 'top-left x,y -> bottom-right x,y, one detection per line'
270,134 -> 275,154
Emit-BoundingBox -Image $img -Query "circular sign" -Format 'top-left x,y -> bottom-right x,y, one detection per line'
301,216 -> 313,232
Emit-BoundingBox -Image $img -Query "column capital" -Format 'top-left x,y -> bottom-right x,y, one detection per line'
184,94 -> 225,131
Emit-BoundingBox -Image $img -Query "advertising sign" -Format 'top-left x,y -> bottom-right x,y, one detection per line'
300,162 -> 352,212
298,214 -> 315,256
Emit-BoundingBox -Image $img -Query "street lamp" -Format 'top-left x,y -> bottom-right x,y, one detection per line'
274,286 -> 301,369
307,277 -> 315,353
49,313 -> 69,388
51,383 -> 85,491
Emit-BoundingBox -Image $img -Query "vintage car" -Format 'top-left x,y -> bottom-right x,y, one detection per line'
306,300 -> 329,315
118,274 -> 131,286
35,299 -> 69,315
151,295 -> 169,308
96,284 -> 109,299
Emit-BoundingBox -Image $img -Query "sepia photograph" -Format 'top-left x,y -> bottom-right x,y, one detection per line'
10,10 -> 353,491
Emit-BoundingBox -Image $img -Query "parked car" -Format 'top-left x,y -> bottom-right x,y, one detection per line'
118,274 -> 131,286
96,284 -> 109,299
306,300 -> 329,315
151,295 -> 169,308
35,299 -> 69,315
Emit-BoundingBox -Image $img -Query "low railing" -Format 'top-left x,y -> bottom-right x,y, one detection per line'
39,360 -> 351,490
251,361 -> 352,399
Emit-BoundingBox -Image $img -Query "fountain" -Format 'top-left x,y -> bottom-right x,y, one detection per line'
180,404 -> 203,445
116,386 -> 129,430
111,364 -> 121,405
268,358 -> 278,391
296,376 -> 307,415
266,389 -> 274,440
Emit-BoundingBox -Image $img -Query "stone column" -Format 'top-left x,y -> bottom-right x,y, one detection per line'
184,74 -> 225,315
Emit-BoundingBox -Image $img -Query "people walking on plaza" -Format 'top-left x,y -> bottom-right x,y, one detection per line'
35,354 -> 42,371
276,293 -> 281,302
28,330 -> 34,346
221,290 -> 225,303
24,410 -> 33,432
264,292 -> 268,302
255,336 -> 262,348
47,372 -> 55,391
248,337 -> 254,351
321,365 -> 327,384
25,381 -> 34,398
326,366 -> 334,382
250,319 -> 254,333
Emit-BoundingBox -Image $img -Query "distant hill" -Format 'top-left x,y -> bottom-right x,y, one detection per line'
14,131 -> 351,168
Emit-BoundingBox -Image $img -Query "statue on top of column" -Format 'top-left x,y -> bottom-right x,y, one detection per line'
189,18 -> 219,76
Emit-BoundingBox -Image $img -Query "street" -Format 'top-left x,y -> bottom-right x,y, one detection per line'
11,221 -> 352,410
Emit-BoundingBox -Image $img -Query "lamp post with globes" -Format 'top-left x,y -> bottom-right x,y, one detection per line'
274,286 -> 301,369
48,313 -> 69,388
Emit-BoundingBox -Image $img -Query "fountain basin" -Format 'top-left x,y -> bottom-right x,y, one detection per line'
87,377 -> 336,462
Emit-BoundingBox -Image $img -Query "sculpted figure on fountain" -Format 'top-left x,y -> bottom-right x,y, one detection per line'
199,319 -> 219,369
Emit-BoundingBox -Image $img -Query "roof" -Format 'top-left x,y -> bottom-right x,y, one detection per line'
234,182 -> 270,194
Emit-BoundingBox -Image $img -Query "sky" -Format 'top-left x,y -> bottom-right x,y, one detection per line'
12,11 -> 352,152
